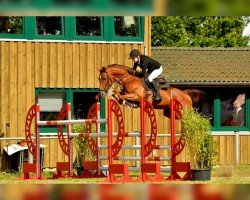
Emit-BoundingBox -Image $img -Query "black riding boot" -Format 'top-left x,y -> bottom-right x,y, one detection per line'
150,80 -> 162,101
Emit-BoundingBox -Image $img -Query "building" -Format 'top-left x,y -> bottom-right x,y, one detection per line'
0,16 -> 152,169
152,47 -> 250,165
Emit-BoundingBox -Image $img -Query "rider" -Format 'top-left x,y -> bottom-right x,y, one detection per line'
128,49 -> 162,101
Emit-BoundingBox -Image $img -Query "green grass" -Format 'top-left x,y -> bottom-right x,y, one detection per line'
0,165 -> 249,184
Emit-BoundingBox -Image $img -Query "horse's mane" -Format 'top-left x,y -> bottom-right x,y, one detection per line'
99,66 -> 106,73
100,64 -> 130,72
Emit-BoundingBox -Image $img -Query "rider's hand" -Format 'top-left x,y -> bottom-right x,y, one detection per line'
128,69 -> 135,75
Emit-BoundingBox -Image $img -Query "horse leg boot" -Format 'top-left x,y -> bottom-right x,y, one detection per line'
150,80 -> 162,101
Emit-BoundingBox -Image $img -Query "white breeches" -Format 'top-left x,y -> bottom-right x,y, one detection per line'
148,66 -> 163,82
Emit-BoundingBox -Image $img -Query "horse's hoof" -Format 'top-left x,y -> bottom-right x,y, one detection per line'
123,100 -> 131,108
132,103 -> 139,108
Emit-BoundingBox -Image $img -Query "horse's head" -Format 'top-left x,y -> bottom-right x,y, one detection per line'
98,66 -> 110,97
98,64 -> 131,97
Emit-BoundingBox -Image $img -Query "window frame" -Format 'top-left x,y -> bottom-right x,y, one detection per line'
110,16 -> 144,42
178,86 -> 250,132
35,88 -> 105,133
0,16 -> 144,42
212,91 -> 250,132
72,16 -> 105,41
0,16 -> 26,39
33,16 -> 66,40
191,87 -> 250,132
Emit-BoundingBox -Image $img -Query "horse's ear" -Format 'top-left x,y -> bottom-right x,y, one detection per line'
99,66 -> 106,72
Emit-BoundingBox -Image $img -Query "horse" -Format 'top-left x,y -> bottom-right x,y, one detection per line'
98,64 -> 205,112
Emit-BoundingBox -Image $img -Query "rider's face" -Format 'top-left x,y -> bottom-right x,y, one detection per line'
132,56 -> 139,63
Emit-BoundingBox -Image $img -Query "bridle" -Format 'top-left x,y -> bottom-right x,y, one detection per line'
99,70 -> 128,93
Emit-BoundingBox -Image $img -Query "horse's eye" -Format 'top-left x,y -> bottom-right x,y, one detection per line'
99,75 -> 106,81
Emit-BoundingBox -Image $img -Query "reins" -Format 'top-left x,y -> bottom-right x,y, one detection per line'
100,65 -> 139,94
102,70 -> 129,93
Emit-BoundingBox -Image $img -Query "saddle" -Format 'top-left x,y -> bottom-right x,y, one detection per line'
141,75 -> 170,91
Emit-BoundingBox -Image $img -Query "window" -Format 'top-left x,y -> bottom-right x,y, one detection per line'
114,16 -> 138,37
38,92 -> 66,130
220,93 -> 245,127
36,17 -> 63,35
0,16 -> 144,42
0,17 -> 23,34
198,88 -> 249,131
36,88 -> 104,133
76,16 -> 101,36
73,92 -> 100,119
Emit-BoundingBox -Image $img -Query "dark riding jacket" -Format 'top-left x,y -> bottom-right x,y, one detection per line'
132,55 -> 161,78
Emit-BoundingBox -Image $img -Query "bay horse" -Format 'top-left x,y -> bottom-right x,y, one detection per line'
98,64 -> 205,112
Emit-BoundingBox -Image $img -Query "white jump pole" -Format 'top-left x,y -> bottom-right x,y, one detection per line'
99,156 -> 171,161
37,119 -> 106,126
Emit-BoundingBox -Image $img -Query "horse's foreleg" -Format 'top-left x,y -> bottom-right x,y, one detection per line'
117,93 -> 140,102
113,92 -> 140,108
119,93 -> 141,108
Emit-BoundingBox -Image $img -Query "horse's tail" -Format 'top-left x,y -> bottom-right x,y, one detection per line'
184,89 -> 206,109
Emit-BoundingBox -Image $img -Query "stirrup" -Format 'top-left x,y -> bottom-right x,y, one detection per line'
153,94 -> 162,101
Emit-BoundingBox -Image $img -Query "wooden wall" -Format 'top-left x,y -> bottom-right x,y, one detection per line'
0,40 -> 153,169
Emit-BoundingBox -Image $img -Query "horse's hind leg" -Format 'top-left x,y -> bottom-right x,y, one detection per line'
164,107 -> 170,118
164,106 -> 182,119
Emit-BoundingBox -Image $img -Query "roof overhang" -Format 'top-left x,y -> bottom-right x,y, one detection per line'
168,81 -> 250,87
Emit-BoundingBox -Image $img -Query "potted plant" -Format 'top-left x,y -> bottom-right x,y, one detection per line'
181,107 -> 217,181
72,123 -> 94,176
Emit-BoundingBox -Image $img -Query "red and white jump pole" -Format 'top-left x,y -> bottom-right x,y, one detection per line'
20,102 -> 107,180
167,98 -> 191,180
21,96 -> 190,182
19,104 -> 42,180
105,97 -> 191,182
139,98 -> 165,182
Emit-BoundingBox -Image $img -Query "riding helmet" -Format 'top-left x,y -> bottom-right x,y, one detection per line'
129,49 -> 141,59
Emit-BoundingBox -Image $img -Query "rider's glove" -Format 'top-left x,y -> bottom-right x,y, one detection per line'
128,69 -> 135,75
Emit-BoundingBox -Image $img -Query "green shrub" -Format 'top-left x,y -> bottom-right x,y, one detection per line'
181,108 -> 216,169
72,123 -> 95,167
